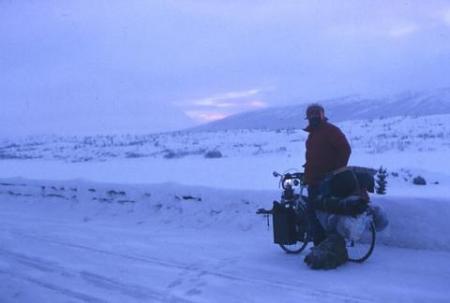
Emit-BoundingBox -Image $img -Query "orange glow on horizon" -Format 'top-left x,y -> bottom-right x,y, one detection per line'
185,110 -> 230,123
248,100 -> 268,108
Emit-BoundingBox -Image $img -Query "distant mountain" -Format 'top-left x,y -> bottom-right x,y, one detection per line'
191,87 -> 450,131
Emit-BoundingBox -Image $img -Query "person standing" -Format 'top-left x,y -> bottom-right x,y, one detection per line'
303,103 -> 351,246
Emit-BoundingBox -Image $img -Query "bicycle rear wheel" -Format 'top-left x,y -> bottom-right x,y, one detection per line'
346,222 -> 376,263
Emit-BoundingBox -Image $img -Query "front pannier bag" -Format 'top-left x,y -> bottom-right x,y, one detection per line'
272,201 -> 298,245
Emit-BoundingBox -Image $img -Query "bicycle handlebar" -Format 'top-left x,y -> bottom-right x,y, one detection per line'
273,171 -> 305,190
273,171 -> 304,180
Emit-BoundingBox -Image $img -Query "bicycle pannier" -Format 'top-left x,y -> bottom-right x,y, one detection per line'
272,201 -> 297,245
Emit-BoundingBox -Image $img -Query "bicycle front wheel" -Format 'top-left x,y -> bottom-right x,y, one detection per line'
279,228 -> 308,254
346,222 -> 376,263
279,240 -> 308,254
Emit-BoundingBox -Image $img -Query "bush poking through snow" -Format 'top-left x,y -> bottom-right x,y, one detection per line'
204,150 -> 223,159
175,195 -> 202,202
125,152 -> 146,158
163,149 -> 189,159
413,176 -> 427,185
376,166 -> 388,195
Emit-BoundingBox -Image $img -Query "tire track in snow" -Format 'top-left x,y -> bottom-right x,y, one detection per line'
13,231 -> 372,302
0,247 -> 74,276
80,271 -> 194,303
0,270 -> 107,303
0,246 -> 195,303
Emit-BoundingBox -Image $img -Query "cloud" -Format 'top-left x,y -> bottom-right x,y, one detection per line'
248,100 -> 267,108
177,88 -> 270,123
191,89 -> 264,107
388,24 -> 419,38
444,9 -> 450,26
2,1 -> 450,135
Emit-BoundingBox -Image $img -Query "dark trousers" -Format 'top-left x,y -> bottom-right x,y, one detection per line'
306,185 -> 326,246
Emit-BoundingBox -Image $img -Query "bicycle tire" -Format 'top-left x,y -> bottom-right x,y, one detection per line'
279,228 -> 309,254
347,222 -> 376,263
279,241 -> 308,254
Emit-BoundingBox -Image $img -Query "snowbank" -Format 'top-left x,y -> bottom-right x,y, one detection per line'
0,178 -> 277,232
372,196 -> 450,251
1,178 -> 449,252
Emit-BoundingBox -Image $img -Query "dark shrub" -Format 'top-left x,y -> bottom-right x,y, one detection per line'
413,176 -> 426,185
163,150 -> 186,159
204,150 -> 223,159
375,166 -> 388,195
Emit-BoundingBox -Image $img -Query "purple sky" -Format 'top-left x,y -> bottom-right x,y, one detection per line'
1,0 -> 450,136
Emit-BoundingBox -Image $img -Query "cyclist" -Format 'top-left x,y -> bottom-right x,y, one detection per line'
302,103 -> 352,269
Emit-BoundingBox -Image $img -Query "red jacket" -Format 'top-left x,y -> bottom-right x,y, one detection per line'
304,121 -> 351,186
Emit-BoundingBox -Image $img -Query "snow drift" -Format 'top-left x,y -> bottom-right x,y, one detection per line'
1,178 -> 449,252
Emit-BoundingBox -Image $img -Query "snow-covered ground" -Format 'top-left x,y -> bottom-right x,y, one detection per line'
1,114 -> 450,302
1,114 -> 450,162
0,179 -> 449,302
0,148 -> 448,196
1,114 -> 450,194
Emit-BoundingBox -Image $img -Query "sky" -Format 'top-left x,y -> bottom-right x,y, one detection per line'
1,0 -> 450,136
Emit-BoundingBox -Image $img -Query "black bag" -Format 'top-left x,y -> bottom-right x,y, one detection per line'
320,166 -> 376,197
319,170 -> 358,198
329,170 -> 359,198
355,171 -> 375,193
272,201 -> 298,245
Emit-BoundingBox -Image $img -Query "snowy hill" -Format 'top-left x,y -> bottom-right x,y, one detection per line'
192,87 -> 450,131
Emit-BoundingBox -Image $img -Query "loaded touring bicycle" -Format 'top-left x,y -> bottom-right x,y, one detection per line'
257,166 -> 379,263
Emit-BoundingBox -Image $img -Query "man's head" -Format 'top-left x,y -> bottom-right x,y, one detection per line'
306,103 -> 326,127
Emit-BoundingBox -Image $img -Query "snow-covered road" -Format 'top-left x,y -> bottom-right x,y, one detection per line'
0,179 -> 449,302
1,215 -> 449,303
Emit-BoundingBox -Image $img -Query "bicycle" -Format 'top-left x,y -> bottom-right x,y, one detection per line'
257,170 -> 376,263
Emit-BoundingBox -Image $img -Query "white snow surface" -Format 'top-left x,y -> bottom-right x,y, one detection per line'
0,179 -> 449,303
1,114 -> 450,302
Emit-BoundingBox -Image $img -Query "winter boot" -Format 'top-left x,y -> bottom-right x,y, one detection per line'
304,233 -> 348,270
